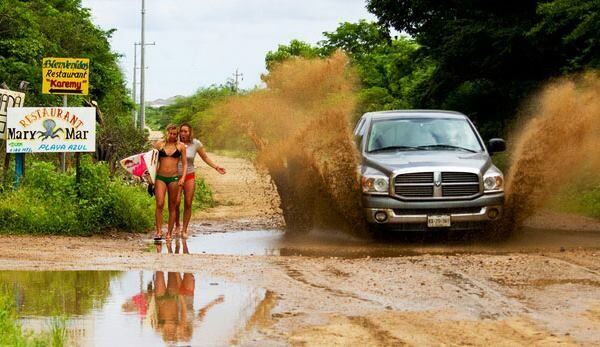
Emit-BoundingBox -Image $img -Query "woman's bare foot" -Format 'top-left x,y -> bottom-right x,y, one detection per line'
173,225 -> 181,239
154,230 -> 163,241
181,229 -> 188,239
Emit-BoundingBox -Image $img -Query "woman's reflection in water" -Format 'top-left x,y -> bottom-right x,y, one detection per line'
124,239 -> 225,343
155,238 -> 190,254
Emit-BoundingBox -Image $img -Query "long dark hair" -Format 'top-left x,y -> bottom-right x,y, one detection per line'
179,122 -> 194,142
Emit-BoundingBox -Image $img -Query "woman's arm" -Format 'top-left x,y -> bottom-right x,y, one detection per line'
197,147 -> 226,174
178,143 -> 187,185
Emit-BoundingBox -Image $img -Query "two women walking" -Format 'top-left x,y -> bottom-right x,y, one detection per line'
153,123 -> 225,241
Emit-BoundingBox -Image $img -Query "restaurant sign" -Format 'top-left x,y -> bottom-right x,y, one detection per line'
6,107 -> 96,153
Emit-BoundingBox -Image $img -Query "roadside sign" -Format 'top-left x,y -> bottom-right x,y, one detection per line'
0,88 -> 25,139
42,58 -> 89,95
6,107 -> 96,153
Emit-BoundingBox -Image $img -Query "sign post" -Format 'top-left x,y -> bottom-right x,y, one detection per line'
0,88 -> 26,187
42,57 -> 90,172
62,95 -> 67,172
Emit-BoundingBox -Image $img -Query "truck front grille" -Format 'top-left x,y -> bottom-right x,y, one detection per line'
394,172 -> 433,184
393,171 -> 481,199
442,172 -> 478,183
442,184 -> 480,197
395,185 -> 434,197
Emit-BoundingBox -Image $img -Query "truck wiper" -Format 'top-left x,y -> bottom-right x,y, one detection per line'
368,145 -> 424,153
416,144 -> 478,153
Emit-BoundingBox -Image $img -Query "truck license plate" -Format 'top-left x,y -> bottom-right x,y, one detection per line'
427,215 -> 451,227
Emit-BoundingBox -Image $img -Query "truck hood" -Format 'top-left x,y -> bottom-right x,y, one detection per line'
362,151 -> 493,175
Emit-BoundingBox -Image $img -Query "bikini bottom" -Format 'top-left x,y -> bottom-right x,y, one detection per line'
156,174 -> 179,185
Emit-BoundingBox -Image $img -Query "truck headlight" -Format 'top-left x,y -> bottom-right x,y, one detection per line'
483,174 -> 504,192
361,175 -> 389,194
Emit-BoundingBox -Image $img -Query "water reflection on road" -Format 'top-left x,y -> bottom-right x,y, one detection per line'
167,227 -> 600,258
0,270 -> 271,346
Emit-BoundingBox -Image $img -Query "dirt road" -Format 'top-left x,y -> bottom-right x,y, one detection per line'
1,154 -> 599,346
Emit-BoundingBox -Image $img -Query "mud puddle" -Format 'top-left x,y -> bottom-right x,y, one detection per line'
0,270 -> 273,346
150,227 -> 600,258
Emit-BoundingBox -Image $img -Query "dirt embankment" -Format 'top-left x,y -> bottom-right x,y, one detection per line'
194,153 -> 284,230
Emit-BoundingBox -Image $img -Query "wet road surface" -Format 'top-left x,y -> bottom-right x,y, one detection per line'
150,226 -> 600,258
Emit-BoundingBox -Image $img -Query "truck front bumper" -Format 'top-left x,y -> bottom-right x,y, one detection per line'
362,193 -> 504,230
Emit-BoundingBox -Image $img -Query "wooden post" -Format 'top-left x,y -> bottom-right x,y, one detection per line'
14,153 -> 24,188
60,94 -> 67,171
1,148 -> 9,187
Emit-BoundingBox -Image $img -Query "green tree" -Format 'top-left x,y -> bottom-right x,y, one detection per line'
321,21 -> 435,113
320,20 -> 390,58
265,39 -> 323,71
530,0 -> 600,71
266,21 -> 435,117
366,0 -> 600,137
146,86 -> 234,131
0,0 -> 144,169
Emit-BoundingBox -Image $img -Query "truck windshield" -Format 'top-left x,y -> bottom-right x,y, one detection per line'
367,118 -> 484,153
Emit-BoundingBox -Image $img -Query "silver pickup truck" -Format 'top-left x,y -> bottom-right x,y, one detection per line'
354,110 -> 506,233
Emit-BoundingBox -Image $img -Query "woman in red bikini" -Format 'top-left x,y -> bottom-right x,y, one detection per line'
153,124 -> 187,241
174,123 -> 226,239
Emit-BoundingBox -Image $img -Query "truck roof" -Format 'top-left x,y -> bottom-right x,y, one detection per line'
362,110 -> 467,120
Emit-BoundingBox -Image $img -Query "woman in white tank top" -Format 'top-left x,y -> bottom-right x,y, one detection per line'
175,123 -> 226,238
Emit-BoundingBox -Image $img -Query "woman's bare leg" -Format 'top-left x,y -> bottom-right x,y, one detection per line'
174,186 -> 183,237
154,271 -> 166,296
166,181 -> 180,241
154,180 -> 168,238
182,178 -> 195,239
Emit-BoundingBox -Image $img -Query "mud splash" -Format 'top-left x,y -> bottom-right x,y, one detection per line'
504,72 -> 600,229
216,52 -> 365,234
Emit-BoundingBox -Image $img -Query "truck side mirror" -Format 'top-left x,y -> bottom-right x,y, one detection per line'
488,138 -> 506,154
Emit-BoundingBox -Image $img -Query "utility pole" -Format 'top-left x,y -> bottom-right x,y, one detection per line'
232,68 -> 243,93
139,0 -> 146,131
132,42 -> 139,125
132,41 -> 154,129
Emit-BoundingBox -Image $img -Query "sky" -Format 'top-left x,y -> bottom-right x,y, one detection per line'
81,0 -> 376,101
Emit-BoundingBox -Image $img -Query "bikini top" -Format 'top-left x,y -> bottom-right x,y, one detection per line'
158,145 -> 182,158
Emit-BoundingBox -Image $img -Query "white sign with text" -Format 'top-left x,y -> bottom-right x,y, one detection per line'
6,107 -> 96,153
0,88 -> 26,139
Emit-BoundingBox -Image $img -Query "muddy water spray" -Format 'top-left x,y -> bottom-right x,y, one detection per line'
504,73 -> 600,228
217,52 -> 366,234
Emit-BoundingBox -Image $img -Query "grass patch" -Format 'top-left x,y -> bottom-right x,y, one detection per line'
0,292 -> 58,346
49,316 -> 67,347
546,171 -> 600,219
0,159 -> 154,235
194,177 -> 216,209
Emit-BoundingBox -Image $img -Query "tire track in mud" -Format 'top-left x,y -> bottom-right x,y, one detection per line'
539,255 -> 600,278
440,269 -> 530,318
346,316 -> 406,346
276,256 -> 529,321
274,260 -> 378,305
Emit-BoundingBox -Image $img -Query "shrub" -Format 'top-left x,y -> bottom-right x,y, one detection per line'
548,173 -> 600,219
0,159 -> 154,235
194,177 -> 216,209
0,292 -> 52,346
